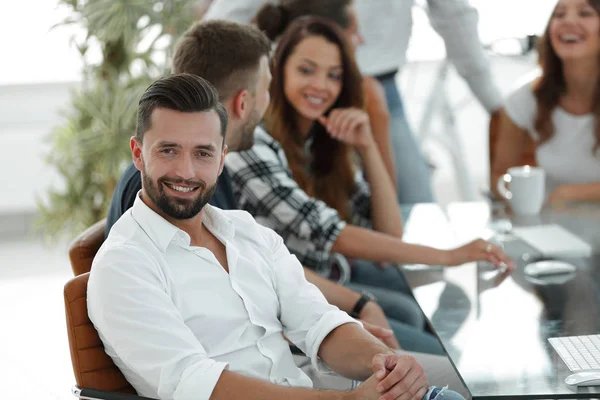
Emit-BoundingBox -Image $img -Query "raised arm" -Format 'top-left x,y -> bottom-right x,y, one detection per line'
427,0 -> 502,113
357,139 -> 403,237
320,108 -> 403,237
363,76 -> 397,186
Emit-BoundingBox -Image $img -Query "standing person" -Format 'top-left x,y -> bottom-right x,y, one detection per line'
352,0 -> 503,203
492,0 -> 600,203
89,72 -> 468,400
203,0 -> 503,204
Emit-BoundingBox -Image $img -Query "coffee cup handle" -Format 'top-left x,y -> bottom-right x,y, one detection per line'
496,174 -> 512,200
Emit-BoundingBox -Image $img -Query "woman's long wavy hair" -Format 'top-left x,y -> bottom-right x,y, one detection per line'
534,0 -> 600,152
264,17 -> 364,220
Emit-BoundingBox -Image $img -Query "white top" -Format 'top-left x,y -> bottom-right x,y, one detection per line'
504,74 -> 600,191
203,0 -> 502,112
87,195 -> 357,400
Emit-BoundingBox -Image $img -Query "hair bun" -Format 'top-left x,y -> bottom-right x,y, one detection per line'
255,3 -> 289,41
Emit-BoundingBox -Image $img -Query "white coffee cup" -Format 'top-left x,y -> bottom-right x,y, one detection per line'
497,166 -> 546,215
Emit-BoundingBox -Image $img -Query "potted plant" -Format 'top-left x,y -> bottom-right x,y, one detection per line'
38,0 -> 197,238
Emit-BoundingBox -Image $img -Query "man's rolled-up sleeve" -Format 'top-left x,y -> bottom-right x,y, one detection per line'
258,226 -> 360,372
87,246 -> 228,400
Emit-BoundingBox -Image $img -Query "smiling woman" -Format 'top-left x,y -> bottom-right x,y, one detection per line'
283,36 -> 344,128
262,17 -> 365,220
492,0 -> 600,204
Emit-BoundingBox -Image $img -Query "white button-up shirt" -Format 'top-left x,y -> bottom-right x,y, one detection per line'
87,195 -> 357,400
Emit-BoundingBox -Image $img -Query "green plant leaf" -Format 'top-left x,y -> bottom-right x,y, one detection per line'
38,0 -> 197,240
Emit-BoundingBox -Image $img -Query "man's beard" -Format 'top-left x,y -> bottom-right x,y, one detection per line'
233,107 -> 261,152
142,170 -> 218,220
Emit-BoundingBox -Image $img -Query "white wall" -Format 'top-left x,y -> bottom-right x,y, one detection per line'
0,81 -> 78,214
0,0 -> 551,218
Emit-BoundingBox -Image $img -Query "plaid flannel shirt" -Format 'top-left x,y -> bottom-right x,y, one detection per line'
225,127 -> 372,274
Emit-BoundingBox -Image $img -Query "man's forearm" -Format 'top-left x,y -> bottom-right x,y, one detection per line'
318,323 -> 393,381
331,225 -> 450,266
303,267 -> 361,313
211,370 -> 347,400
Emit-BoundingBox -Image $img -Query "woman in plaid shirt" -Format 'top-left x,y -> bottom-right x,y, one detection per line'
226,16 -> 513,353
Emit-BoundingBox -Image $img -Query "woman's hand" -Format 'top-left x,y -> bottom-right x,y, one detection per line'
319,108 -> 374,150
447,239 -> 516,271
548,184 -> 574,206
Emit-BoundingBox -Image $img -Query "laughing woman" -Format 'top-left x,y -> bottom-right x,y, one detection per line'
492,0 -> 600,204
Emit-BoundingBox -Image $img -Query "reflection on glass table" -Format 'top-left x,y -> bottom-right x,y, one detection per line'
401,201 -> 600,399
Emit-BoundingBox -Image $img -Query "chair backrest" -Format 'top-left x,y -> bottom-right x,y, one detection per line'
69,219 -> 107,276
489,117 -> 537,170
64,273 -> 137,395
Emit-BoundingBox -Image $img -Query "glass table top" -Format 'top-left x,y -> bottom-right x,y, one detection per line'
401,201 -> 600,399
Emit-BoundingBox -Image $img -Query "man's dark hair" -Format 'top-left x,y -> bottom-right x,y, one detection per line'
135,73 -> 228,142
172,20 -> 272,101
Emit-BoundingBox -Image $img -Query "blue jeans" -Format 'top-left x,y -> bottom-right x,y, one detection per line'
296,356 -> 468,399
349,260 -> 419,323
376,73 -> 435,204
348,261 -> 445,355
424,387 -> 466,400
348,282 -> 444,355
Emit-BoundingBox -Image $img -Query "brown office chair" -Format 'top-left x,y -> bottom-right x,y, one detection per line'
64,272 -> 157,400
69,219 -> 107,276
488,112 -> 537,199
489,112 -> 537,171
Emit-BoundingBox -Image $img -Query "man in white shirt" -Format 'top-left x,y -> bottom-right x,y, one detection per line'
202,0 -> 503,204
88,73 -> 467,400
103,19 -> 445,353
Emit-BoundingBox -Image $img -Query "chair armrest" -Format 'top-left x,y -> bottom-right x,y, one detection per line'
73,386 -> 157,400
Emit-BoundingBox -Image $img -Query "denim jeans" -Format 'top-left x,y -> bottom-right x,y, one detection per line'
296,352 -> 468,399
376,73 -> 435,204
424,387 -> 466,400
347,281 -> 444,355
347,260 -> 445,355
